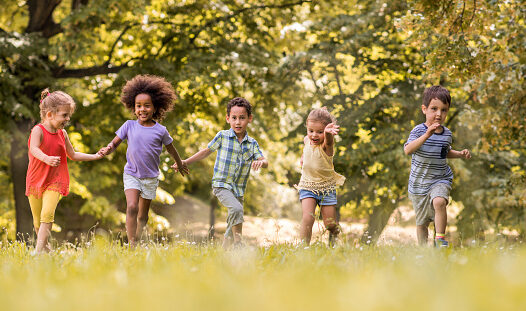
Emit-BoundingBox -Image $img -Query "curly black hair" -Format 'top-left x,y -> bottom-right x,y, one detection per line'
120,75 -> 176,121
227,97 -> 252,116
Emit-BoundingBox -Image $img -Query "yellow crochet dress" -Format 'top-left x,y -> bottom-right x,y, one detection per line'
296,142 -> 345,194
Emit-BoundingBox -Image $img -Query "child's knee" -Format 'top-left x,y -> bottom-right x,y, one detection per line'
137,214 -> 148,224
433,197 -> 447,210
325,223 -> 339,234
230,206 -> 244,220
127,203 -> 139,215
302,214 -> 315,226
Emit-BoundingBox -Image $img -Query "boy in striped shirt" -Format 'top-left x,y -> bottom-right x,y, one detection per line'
404,86 -> 471,247
173,97 -> 268,246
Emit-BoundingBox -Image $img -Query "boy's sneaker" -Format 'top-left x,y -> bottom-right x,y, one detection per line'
435,237 -> 449,248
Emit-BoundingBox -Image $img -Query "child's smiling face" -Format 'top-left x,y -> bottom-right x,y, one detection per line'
306,120 -> 326,145
422,98 -> 449,127
48,105 -> 72,131
226,105 -> 252,138
135,93 -> 155,125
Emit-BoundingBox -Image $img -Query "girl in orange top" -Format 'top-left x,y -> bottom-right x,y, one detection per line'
26,89 -> 103,253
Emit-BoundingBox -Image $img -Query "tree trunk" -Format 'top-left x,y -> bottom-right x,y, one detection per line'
10,118 -> 34,241
360,203 -> 397,244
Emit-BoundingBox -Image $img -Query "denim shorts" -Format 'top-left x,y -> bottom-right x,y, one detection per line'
299,189 -> 337,206
123,173 -> 159,200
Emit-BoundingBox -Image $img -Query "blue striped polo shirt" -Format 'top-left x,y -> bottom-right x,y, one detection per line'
405,123 -> 453,195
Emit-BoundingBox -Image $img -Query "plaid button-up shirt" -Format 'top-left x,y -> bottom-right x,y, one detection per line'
207,129 -> 264,197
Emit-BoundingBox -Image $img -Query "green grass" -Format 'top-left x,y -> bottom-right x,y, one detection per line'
1,238 -> 525,311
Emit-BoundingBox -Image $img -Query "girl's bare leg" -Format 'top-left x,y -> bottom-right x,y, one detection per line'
321,205 -> 339,246
136,197 -> 152,243
36,222 -> 52,253
124,189 -> 141,247
300,198 -> 317,245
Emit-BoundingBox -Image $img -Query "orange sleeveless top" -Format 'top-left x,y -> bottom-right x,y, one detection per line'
25,124 -> 69,198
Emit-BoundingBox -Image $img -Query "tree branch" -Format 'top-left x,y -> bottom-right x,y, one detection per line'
26,0 -> 63,38
188,1 -> 312,45
53,63 -> 129,79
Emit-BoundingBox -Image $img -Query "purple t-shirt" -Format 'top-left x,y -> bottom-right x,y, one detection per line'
116,120 -> 173,179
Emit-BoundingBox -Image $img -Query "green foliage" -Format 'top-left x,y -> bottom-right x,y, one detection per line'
0,0 -> 523,240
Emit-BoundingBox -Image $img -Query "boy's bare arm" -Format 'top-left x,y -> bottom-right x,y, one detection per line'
186,148 -> 213,165
172,148 -> 213,171
404,123 -> 441,155
447,149 -> 471,159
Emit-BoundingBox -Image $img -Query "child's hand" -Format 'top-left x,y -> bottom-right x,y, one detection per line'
460,149 -> 471,159
97,147 -> 109,156
426,123 -> 442,136
251,160 -> 264,171
324,123 -> 340,136
172,160 -> 189,176
44,155 -> 61,167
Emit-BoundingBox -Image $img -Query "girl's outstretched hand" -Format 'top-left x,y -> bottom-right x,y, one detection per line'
172,160 -> 189,176
325,123 -> 340,136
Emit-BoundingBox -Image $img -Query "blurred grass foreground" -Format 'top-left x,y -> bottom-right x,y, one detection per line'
1,239 -> 525,311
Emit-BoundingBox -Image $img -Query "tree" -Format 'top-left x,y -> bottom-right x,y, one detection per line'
0,0 -> 312,239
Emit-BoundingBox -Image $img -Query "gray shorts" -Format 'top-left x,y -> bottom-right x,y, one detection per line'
408,183 -> 451,226
123,173 -> 159,200
212,187 -> 244,238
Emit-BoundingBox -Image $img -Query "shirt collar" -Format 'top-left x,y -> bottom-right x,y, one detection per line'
228,128 -> 250,143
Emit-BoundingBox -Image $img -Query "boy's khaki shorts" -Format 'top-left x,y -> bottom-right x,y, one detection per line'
408,183 -> 451,226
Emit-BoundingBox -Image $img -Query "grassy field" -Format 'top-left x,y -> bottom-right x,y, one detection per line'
1,238 -> 525,311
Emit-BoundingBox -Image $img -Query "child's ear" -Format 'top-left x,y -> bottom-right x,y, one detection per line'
421,105 -> 427,114
46,111 -> 53,119
248,114 -> 253,122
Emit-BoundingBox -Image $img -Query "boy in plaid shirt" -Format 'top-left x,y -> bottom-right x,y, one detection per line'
173,97 -> 268,245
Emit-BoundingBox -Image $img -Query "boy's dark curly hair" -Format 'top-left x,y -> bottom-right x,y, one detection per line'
227,97 -> 252,116
121,75 -> 176,121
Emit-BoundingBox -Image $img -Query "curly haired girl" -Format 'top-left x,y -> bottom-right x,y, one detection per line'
99,75 -> 188,247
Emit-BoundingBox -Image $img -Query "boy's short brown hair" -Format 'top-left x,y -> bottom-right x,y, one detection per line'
423,85 -> 451,107
227,97 -> 252,116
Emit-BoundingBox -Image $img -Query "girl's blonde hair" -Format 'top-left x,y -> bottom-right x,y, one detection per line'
306,107 -> 336,126
39,88 -> 76,120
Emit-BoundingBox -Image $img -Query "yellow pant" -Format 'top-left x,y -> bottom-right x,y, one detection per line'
28,191 -> 62,230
